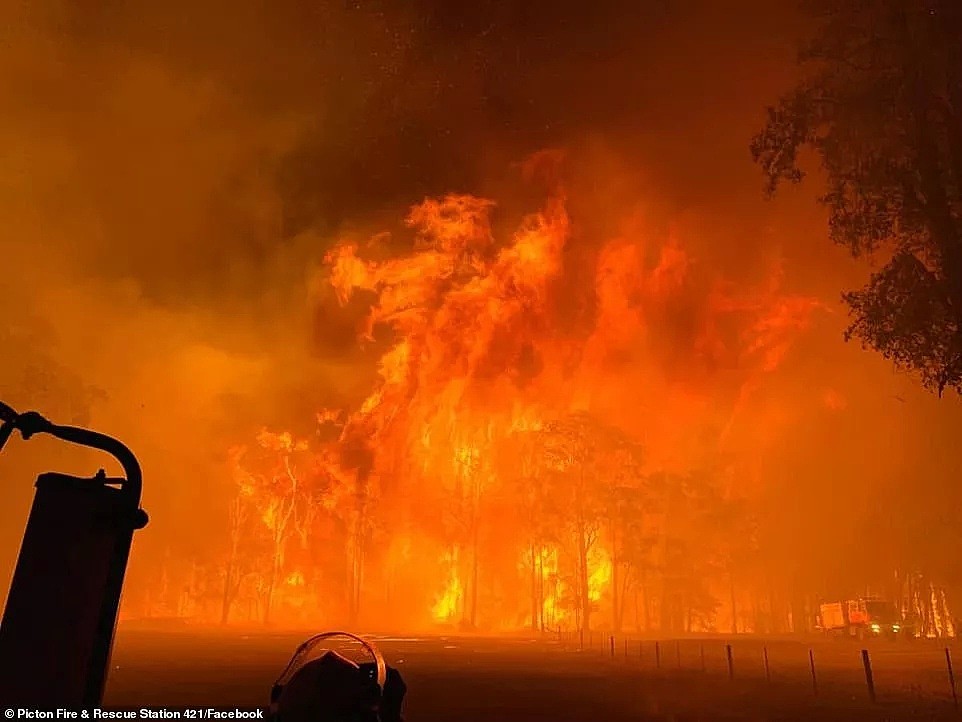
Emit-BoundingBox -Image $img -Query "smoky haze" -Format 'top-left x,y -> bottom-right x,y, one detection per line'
1,0 -> 960,627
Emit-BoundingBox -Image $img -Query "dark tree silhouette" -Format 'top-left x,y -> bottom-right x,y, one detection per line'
751,0 -> 962,394
0,312 -> 105,424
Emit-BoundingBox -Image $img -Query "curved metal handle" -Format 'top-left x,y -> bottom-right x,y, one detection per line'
0,401 -> 17,450
0,400 -> 16,422
0,403 -> 143,507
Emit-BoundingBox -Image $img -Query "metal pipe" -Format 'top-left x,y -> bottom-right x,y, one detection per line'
0,406 -> 142,506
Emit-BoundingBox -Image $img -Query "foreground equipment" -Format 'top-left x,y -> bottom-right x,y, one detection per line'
0,401 -> 148,706
269,631 -> 406,722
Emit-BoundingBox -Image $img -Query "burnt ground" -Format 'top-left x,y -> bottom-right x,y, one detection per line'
104,627 -> 962,721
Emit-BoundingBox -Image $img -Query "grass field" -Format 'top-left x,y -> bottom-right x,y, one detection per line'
103,627 -> 962,721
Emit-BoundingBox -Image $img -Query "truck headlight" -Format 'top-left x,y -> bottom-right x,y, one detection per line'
892,624 -> 901,632
871,623 -> 881,633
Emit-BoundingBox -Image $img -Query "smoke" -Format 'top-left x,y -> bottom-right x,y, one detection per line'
2,0 -> 961,618
0,0 -> 389,589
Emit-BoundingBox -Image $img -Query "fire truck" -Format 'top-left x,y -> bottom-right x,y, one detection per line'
818,598 -> 903,639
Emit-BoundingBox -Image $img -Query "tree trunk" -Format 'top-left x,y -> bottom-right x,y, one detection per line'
752,588 -> 763,634
641,567 -> 651,632
537,548 -> 545,632
221,560 -> 234,625
921,577 -> 933,637
768,581 -> 778,634
470,520 -> 479,628
348,504 -> 365,625
221,506 -> 243,625
530,542 -> 539,631
617,565 -> 631,632
264,549 -> 278,625
266,465 -> 298,626
658,574 -> 671,632
729,570 -> 738,634
577,523 -> 591,633
611,548 -> 620,632
159,549 -> 170,615
221,552 -> 234,625
350,532 -> 362,625
609,516 -> 622,633
789,587 -> 805,634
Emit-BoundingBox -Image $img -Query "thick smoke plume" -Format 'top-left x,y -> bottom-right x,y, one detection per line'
1,0 -> 961,630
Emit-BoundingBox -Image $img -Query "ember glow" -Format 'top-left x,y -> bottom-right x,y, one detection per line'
209,153 -> 824,632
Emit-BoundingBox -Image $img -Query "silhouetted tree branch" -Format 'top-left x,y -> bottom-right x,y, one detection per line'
752,0 -> 962,394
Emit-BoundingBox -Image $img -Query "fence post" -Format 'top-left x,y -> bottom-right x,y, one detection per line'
655,641 -> 661,669
700,643 -> 705,672
676,640 -> 682,668
609,635 -> 615,658
624,638 -> 628,658
579,628 -> 584,651
946,647 -> 958,709
763,646 -> 770,682
726,644 -> 734,680
861,649 -> 876,703
809,649 -> 817,696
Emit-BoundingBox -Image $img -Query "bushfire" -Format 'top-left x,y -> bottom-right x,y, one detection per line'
200,154 -> 827,632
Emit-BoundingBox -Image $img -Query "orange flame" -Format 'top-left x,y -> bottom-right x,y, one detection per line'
218,153 -> 821,630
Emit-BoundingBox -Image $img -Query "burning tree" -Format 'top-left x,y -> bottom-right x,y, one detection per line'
497,424 -> 562,632
221,446 -> 259,623
604,483 -> 648,633
534,412 -> 642,633
226,428 -> 334,624
207,151 -> 821,631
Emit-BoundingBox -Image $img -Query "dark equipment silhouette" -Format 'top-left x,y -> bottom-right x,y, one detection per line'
269,631 -> 406,722
0,400 -> 148,706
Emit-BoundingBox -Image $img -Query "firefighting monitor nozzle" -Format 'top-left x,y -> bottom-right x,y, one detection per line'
0,400 -> 148,707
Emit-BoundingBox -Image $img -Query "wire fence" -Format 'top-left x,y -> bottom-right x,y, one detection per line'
548,630 -> 961,707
